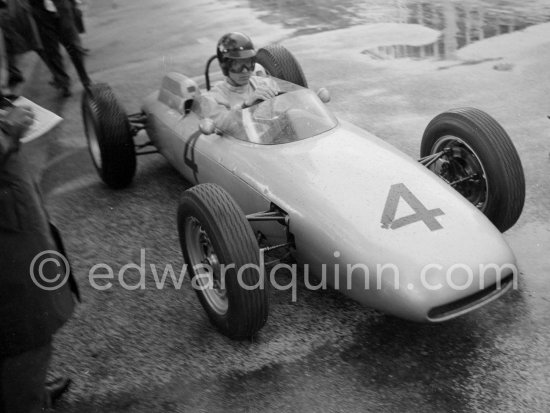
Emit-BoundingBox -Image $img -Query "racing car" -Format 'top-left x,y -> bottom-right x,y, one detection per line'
81,44 -> 525,339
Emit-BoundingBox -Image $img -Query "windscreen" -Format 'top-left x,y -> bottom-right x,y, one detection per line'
219,80 -> 337,145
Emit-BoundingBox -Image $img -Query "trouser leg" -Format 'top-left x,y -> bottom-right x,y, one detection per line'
61,36 -> 90,86
3,35 -> 24,85
7,54 -> 23,83
0,342 -> 52,413
58,21 -> 90,87
33,10 -> 70,87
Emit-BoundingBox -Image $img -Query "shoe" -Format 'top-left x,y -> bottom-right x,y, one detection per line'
48,79 -> 72,97
8,72 -> 24,87
60,85 -> 72,98
44,377 -> 71,407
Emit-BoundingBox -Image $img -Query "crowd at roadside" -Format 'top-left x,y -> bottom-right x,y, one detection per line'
0,0 -> 90,98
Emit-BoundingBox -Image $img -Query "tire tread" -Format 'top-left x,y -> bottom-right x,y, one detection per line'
178,184 -> 268,339
421,107 -> 525,232
82,83 -> 136,188
256,44 -> 308,87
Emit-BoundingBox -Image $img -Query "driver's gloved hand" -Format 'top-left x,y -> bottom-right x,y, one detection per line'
243,84 -> 278,108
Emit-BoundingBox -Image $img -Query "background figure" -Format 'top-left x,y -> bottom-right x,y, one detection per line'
72,0 -> 84,34
0,100 -> 80,411
0,0 -> 43,92
71,0 -> 90,55
0,4 -> 23,91
0,25 -> 9,94
0,35 -> 79,408
30,0 -> 91,96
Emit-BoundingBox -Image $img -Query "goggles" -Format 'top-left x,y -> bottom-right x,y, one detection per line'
228,58 -> 256,73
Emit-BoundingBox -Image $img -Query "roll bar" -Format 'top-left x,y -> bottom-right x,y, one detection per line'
204,54 -> 217,91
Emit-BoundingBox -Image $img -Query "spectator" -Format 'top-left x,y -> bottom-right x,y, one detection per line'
71,0 -> 84,34
71,0 -> 90,55
30,0 -> 91,97
0,95 -> 80,410
0,0 -> 43,93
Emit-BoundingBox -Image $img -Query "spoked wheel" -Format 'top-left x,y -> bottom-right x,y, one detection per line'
81,83 -> 136,189
421,107 -> 525,232
178,183 -> 268,339
429,136 -> 488,210
184,217 -> 228,316
256,44 -> 308,87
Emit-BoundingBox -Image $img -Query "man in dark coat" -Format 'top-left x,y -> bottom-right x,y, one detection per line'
0,0 -> 42,89
0,102 -> 79,411
29,0 -> 91,96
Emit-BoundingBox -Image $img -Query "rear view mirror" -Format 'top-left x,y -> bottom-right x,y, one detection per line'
199,118 -> 216,135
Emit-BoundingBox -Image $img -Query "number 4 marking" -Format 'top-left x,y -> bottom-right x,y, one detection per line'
381,183 -> 444,231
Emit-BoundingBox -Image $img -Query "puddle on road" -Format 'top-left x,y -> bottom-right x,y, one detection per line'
244,0 -> 550,60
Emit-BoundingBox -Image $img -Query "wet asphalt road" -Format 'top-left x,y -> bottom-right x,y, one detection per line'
17,0 -> 550,411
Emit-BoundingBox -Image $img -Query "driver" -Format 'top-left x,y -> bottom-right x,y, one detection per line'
199,32 -> 279,132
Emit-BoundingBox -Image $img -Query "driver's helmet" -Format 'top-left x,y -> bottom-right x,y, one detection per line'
216,32 -> 256,76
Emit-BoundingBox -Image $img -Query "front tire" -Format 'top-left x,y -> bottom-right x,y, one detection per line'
256,44 -> 308,87
421,107 -> 525,232
82,83 -> 136,189
177,184 -> 268,339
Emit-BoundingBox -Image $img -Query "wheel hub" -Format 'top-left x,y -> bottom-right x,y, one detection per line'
431,136 -> 488,211
184,217 -> 228,315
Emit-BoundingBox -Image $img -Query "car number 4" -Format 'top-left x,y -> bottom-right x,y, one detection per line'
381,183 -> 444,231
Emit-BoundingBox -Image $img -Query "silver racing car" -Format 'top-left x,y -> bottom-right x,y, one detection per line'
82,45 -> 525,339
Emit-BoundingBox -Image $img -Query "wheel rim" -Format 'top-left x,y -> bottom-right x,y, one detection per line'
84,106 -> 102,170
184,217 -> 228,315
430,135 -> 489,211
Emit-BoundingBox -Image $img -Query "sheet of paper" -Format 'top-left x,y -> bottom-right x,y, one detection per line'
12,96 -> 63,143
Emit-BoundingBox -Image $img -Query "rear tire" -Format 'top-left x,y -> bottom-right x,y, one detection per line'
256,44 -> 308,87
421,107 -> 525,232
177,183 -> 268,339
82,83 -> 136,189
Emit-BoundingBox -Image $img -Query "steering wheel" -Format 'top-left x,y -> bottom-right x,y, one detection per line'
248,90 -> 285,109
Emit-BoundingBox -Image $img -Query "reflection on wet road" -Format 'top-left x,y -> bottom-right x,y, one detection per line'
246,0 -> 550,59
